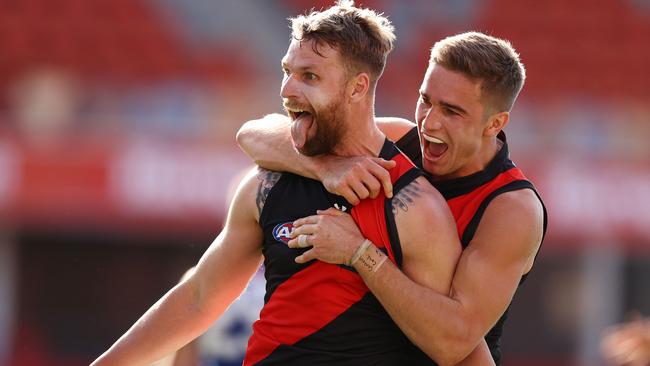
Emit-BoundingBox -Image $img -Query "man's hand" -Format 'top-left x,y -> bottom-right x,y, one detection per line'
601,315 -> 650,366
287,208 -> 365,264
315,155 -> 396,205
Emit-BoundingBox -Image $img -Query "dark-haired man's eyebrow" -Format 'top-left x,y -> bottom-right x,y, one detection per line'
440,101 -> 468,116
419,91 -> 468,116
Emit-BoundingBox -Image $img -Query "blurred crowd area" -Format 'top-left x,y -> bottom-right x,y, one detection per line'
0,0 -> 649,365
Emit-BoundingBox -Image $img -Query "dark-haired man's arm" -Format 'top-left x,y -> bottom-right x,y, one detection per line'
288,178 -> 495,365
236,114 -> 415,204
288,189 -> 544,364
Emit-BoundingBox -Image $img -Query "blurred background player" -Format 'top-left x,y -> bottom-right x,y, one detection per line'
601,313 -> 650,366
152,267 -> 265,366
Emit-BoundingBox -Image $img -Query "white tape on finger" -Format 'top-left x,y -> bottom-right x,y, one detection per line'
298,234 -> 309,248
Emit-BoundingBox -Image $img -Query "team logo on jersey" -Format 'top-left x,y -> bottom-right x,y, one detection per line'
273,222 -> 295,244
334,203 -> 348,212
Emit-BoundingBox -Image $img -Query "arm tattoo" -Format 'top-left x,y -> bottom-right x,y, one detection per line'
391,179 -> 422,216
256,169 -> 282,215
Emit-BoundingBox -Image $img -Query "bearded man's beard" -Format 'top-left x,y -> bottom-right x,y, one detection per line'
299,101 -> 346,156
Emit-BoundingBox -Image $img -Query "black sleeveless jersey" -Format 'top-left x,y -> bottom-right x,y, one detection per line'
396,127 -> 548,365
244,139 -> 435,365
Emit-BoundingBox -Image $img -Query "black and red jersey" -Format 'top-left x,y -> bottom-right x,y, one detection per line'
244,139 -> 433,365
396,127 -> 548,365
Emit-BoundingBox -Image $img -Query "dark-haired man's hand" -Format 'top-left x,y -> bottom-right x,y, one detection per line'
315,155 -> 395,205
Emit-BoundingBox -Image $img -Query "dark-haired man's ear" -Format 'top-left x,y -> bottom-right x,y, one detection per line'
483,111 -> 509,137
348,72 -> 370,102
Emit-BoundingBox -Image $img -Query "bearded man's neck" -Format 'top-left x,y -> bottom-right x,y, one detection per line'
331,112 -> 385,158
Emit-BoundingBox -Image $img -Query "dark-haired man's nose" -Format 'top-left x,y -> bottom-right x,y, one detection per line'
422,107 -> 443,132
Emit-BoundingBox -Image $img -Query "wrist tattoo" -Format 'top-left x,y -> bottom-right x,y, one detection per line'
256,169 -> 282,215
391,179 -> 422,215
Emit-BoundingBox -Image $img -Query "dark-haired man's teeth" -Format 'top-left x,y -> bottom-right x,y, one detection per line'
423,135 -> 445,144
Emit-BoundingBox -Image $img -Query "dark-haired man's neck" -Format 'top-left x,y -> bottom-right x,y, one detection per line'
467,135 -> 504,178
470,136 -> 504,177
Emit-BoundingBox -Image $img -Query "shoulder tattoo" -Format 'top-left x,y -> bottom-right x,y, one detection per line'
256,169 -> 282,215
391,179 -> 422,216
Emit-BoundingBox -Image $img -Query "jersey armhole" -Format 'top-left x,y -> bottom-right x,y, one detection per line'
461,180 -> 547,250
383,168 -> 426,268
